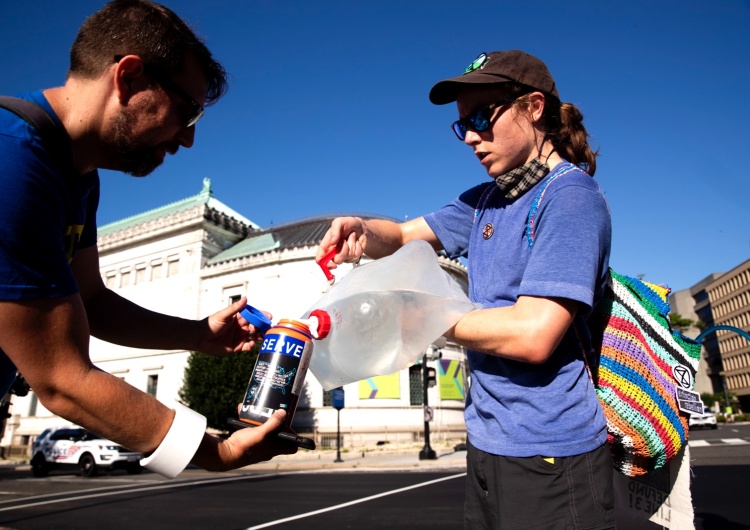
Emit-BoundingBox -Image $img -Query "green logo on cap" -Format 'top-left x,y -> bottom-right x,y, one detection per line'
463,53 -> 488,75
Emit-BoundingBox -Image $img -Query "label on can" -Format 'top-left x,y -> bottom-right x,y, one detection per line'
239,324 -> 313,426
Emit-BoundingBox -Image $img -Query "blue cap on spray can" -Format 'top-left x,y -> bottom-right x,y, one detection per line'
240,304 -> 272,333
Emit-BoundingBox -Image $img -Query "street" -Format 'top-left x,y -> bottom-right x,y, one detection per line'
689,423 -> 750,529
0,424 -> 748,529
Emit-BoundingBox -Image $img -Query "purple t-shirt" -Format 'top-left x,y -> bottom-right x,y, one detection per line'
424,162 -> 611,457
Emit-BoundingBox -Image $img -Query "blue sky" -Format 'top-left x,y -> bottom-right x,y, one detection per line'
2,0 -> 749,292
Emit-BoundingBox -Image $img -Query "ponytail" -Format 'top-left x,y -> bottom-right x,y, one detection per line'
549,102 -> 598,176
510,84 -> 599,176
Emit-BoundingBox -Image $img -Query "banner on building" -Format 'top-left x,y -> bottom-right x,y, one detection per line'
439,359 -> 465,400
358,373 -> 400,399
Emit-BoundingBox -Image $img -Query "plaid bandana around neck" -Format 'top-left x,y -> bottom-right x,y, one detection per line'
494,158 -> 550,199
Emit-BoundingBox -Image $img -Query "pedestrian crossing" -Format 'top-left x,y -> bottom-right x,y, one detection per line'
688,438 -> 750,447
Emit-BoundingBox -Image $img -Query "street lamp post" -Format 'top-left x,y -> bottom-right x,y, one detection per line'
721,373 -> 730,410
334,407 -> 343,463
332,387 -> 345,463
419,353 -> 437,460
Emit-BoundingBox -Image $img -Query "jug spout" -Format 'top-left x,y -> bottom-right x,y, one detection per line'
299,309 -> 331,340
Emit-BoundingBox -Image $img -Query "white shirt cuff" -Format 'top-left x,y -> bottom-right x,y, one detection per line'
140,403 -> 207,478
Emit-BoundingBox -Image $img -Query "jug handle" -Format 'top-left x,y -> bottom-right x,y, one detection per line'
317,248 -> 337,284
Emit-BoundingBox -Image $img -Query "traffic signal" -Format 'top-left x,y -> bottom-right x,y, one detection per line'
425,345 -> 442,361
426,367 -> 437,388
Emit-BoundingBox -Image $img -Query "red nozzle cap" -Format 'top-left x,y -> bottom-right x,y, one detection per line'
310,309 -> 331,340
316,248 -> 336,283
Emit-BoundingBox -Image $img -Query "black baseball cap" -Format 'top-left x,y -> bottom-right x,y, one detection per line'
429,50 -> 559,105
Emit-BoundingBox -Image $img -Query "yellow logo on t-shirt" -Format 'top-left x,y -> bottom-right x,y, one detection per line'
63,224 -> 84,262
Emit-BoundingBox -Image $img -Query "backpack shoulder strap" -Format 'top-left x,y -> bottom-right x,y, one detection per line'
524,162 -> 580,249
0,96 -> 68,167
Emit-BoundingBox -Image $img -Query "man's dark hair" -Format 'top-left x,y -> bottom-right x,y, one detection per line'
68,0 -> 227,104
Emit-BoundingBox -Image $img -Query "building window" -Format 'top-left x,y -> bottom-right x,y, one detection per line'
167,259 -> 179,277
152,261 -> 163,280
409,365 -> 423,406
223,285 -> 245,307
120,269 -> 131,287
322,388 -> 333,406
147,375 -> 159,397
105,273 -> 117,288
135,265 -> 147,284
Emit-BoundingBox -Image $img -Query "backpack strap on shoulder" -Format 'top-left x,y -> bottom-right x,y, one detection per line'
0,96 -> 68,168
524,162 -> 579,249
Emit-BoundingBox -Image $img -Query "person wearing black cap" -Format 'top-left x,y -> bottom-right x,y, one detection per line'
317,50 -> 614,528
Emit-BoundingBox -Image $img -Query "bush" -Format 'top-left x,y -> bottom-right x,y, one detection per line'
179,346 -> 259,431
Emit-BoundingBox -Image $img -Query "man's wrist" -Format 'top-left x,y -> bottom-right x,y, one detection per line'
140,403 -> 207,478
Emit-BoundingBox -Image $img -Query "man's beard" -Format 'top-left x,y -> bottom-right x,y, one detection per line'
108,105 -> 164,177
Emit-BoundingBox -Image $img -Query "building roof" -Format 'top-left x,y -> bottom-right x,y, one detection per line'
95,178 -> 401,265
207,212 -> 398,265
98,178 -> 259,237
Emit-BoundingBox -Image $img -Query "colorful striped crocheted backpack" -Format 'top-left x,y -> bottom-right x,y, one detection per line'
588,271 -> 701,476
526,164 -> 702,477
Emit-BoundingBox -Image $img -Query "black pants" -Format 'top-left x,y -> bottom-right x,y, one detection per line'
464,440 -> 615,529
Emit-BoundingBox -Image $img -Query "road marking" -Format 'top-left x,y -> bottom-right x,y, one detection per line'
244,473 -> 467,529
688,438 -> 750,447
0,472 -> 284,512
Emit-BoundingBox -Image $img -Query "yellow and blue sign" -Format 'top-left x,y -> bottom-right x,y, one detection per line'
358,372 -> 400,399
438,359 -> 465,401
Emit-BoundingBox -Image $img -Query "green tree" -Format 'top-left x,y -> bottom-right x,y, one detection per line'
179,346 -> 259,431
700,393 -> 721,409
668,312 -> 696,332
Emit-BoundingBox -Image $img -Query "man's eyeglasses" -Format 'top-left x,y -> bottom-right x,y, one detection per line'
148,70 -> 205,128
114,55 -> 205,128
451,97 -> 517,141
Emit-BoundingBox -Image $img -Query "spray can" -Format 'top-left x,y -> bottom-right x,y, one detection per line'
228,306 -> 330,450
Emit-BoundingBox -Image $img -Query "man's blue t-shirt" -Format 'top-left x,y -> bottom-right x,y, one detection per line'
424,162 -> 611,458
0,91 -> 100,396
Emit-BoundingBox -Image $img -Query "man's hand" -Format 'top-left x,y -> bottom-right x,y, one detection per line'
196,297 -> 272,355
193,410 -> 298,471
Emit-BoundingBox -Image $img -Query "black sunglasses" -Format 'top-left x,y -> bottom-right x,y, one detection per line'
114,55 -> 205,128
451,96 -> 517,141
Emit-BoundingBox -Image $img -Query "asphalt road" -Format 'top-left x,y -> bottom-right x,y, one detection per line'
689,423 -> 750,529
1,424 -> 749,529
0,469 -> 466,529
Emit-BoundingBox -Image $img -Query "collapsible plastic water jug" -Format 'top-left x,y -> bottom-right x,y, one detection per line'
302,240 -> 479,390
